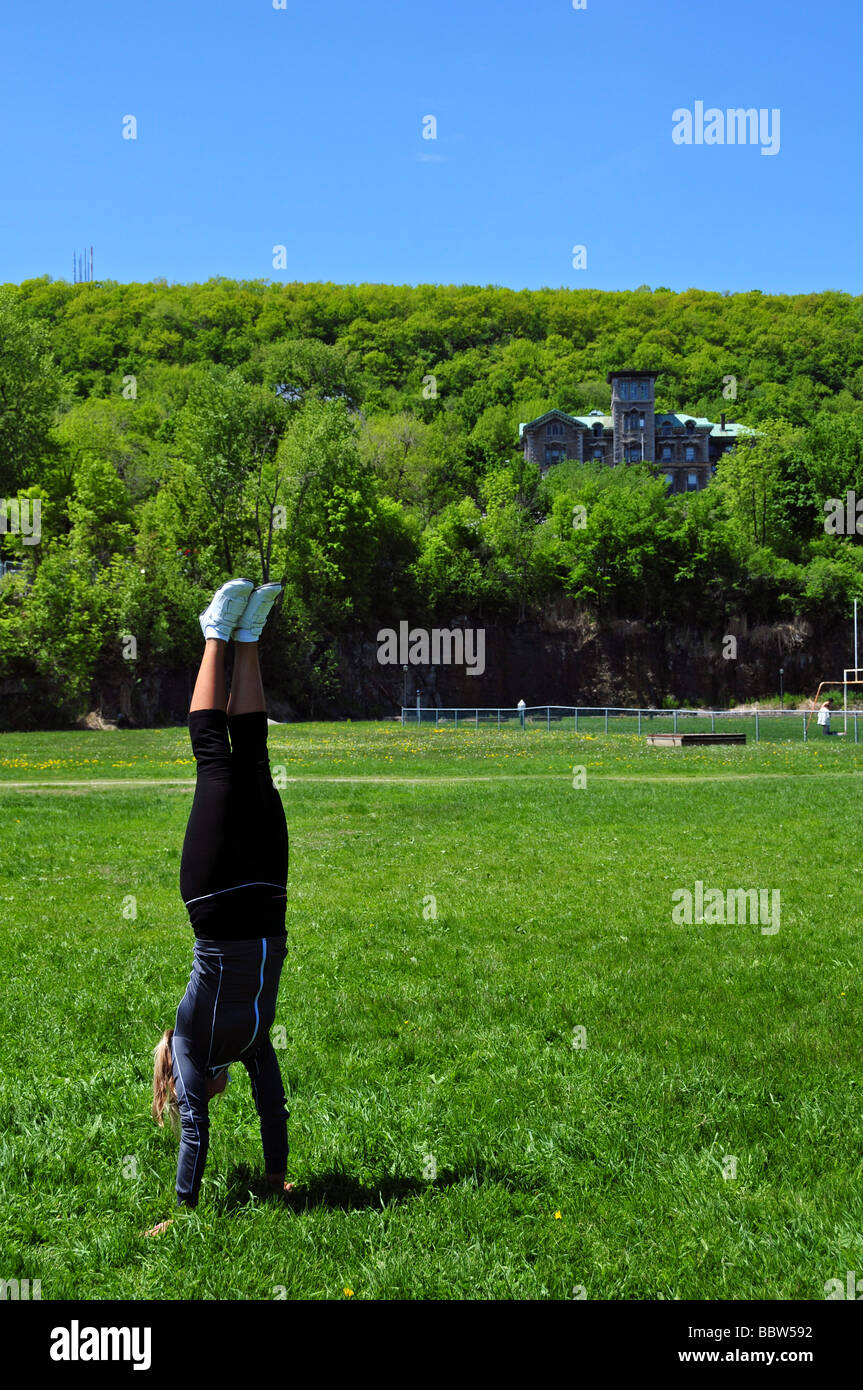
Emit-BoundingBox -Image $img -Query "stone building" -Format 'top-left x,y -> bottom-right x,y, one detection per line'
517,369 -> 752,493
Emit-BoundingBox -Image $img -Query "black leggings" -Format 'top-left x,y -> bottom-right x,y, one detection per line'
180,709 -> 288,937
172,709 -> 290,1207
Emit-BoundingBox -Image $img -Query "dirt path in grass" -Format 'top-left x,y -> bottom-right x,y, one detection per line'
1,769 -> 861,792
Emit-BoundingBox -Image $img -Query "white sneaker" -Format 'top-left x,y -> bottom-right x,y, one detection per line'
199,578 -> 255,642
234,583 -> 283,642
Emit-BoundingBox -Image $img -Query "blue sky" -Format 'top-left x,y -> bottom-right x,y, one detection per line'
2,0 -> 860,293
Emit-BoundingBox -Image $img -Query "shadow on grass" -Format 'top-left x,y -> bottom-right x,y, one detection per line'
220,1162 -> 468,1215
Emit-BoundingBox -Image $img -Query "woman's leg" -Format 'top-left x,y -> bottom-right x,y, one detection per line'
227,641 -> 265,716
190,638 -> 228,712
179,641 -> 238,929
225,645 -> 289,926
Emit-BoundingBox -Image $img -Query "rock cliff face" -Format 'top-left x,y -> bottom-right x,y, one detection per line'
6,612 -> 849,729
331,613 -> 850,718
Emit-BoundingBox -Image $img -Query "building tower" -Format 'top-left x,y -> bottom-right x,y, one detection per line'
607,370 -> 658,465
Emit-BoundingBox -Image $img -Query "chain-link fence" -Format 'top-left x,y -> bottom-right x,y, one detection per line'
400,705 -> 862,743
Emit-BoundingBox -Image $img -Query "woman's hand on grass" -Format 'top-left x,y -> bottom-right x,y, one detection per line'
144,1218 -> 174,1237
265,1174 -> 295,1194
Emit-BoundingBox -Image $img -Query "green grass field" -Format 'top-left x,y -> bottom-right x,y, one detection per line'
1,721 -> 861,1300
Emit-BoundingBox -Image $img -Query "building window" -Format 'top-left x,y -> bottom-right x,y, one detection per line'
662,445 -> 672,461
685,419 -> 695,434
626,444 -> 642,462
545,446 -> 565,466
687,471 -> 698,491
547,422 -> 563,437
619,381 -> 629,399
665,473 -> 675,491
639,381 -> 649,398
662,422 -> 672,436
592,448 -> 604,460
685,445 -> 695,461
593,423 -> 603,437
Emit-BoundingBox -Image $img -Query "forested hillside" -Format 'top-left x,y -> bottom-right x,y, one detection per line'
1,277 -> 863,724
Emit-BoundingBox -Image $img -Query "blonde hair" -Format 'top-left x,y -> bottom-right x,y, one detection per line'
152,1027 -> 180,1135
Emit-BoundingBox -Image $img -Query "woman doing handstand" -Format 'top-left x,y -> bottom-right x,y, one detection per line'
147,578 -> 291,1235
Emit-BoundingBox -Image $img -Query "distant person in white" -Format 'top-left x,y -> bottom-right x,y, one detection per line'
817,699 -> 845,736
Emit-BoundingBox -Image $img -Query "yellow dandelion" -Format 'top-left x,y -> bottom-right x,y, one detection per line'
343,1287 -> 354,1297
554,1210 -> 562,1219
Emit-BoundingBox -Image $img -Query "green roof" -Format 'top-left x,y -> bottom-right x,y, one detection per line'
710,421 -> 754,437
655,413 -> 711,427
519,409 -> 611,436
519,409 -> 754,438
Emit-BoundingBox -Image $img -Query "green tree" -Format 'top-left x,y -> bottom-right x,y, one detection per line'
545,460 -> 676,618
478,459 -> 550,621
714,419 -> 797,548
356,411 -> 435,512
171,365 -> 283,574
0,289 -> 70,496
66,454 -> 134,565
274,397 -> 413,627
411,497 -> 489,614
